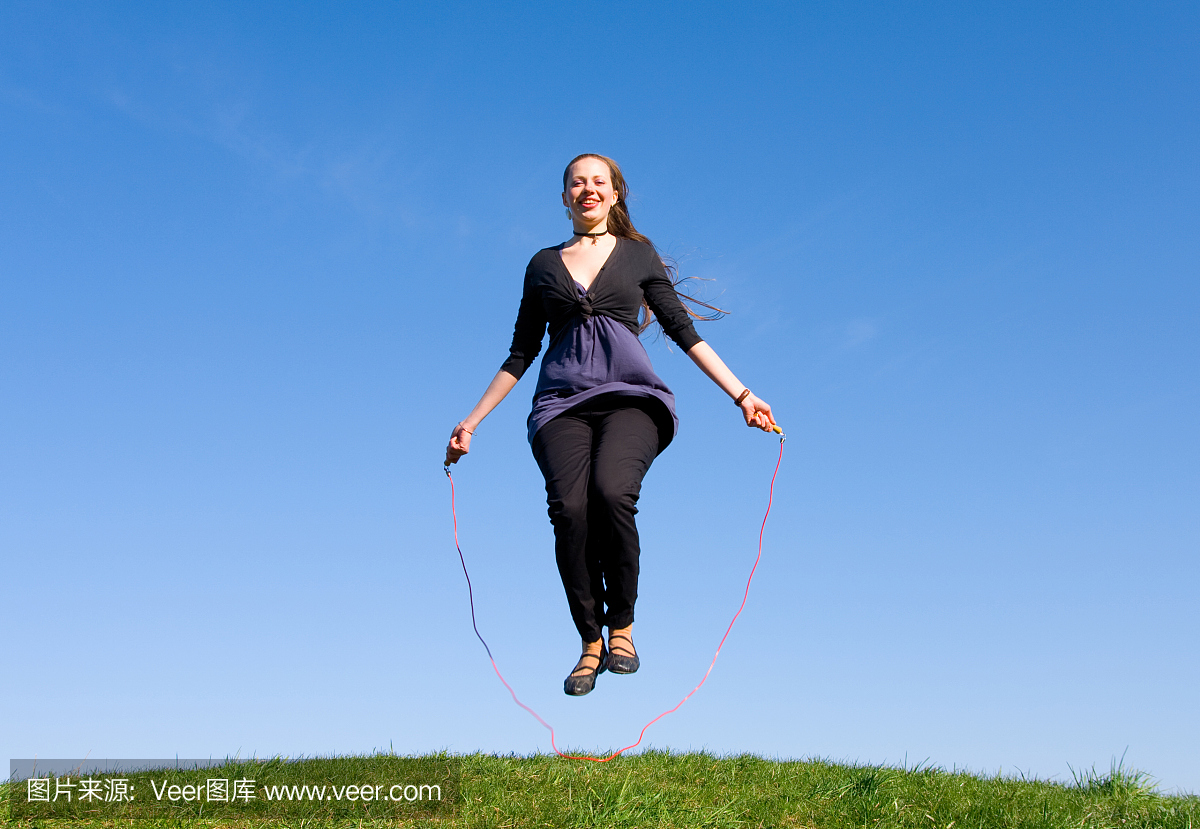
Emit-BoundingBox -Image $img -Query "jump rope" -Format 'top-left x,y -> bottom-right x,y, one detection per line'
444,424 -> 785,763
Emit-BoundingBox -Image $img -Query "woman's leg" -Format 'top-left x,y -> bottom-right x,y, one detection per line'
531,412 -> 606,644
589,405 -> 660,632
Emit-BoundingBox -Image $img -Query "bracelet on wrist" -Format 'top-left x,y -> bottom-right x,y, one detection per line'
734,388 -> 751,407
458,422 -> 475,435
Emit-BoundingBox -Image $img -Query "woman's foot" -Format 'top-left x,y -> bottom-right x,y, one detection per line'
606,625 -> 639,674
563,639 -> 607,696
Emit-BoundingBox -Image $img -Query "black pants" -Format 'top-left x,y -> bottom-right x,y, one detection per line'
531,399 -> 661,643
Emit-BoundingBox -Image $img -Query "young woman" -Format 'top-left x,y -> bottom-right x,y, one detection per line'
445,154 -> 776,696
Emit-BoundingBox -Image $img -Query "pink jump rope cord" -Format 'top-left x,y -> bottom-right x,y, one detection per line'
445,434 -> 785,762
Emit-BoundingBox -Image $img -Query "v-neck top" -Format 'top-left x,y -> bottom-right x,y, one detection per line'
500,237 -> 704,451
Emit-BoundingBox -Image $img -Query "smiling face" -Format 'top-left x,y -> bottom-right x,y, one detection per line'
562,156 -> 618,228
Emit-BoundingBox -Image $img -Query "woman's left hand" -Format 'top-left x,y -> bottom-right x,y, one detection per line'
739,394 -> 776,432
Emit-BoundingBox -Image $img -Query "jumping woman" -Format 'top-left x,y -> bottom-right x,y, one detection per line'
445,154 -> 776,696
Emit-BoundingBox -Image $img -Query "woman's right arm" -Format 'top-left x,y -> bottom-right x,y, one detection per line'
445,259 -> 548,467
444,369 -> 519,466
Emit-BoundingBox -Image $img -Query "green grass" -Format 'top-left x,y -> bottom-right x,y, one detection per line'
4,752 -> 1196,828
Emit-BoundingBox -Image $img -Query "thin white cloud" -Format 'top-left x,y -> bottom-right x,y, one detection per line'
844,317 -> 878,348
0,82 -> 70,117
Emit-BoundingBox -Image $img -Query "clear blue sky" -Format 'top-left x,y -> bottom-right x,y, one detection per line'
3,0 -> 1197,794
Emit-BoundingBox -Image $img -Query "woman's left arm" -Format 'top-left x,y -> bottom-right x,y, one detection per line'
685,341 -> 776,432
639,251 -> 775,432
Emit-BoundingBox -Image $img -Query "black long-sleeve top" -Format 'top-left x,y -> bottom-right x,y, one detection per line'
500,238 -> 703,379
500,238 -> 705,449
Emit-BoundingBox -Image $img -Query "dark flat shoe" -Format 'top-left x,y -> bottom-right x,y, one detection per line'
607,632 -> 639,675
563,646 -> 607,696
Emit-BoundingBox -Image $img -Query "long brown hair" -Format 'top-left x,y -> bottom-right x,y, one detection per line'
563,153 -> 726,334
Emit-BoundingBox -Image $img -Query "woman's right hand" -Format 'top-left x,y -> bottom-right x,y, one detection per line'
445,423 -> 474,467
443,370 -> 518,467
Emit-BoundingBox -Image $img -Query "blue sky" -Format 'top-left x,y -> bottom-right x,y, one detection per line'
2,0 -> 1197,794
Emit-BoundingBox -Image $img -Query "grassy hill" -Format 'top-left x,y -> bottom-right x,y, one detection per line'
4,751 -> 1196,828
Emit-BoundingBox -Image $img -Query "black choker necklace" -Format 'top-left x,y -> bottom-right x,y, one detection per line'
573,230 -> 610,238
